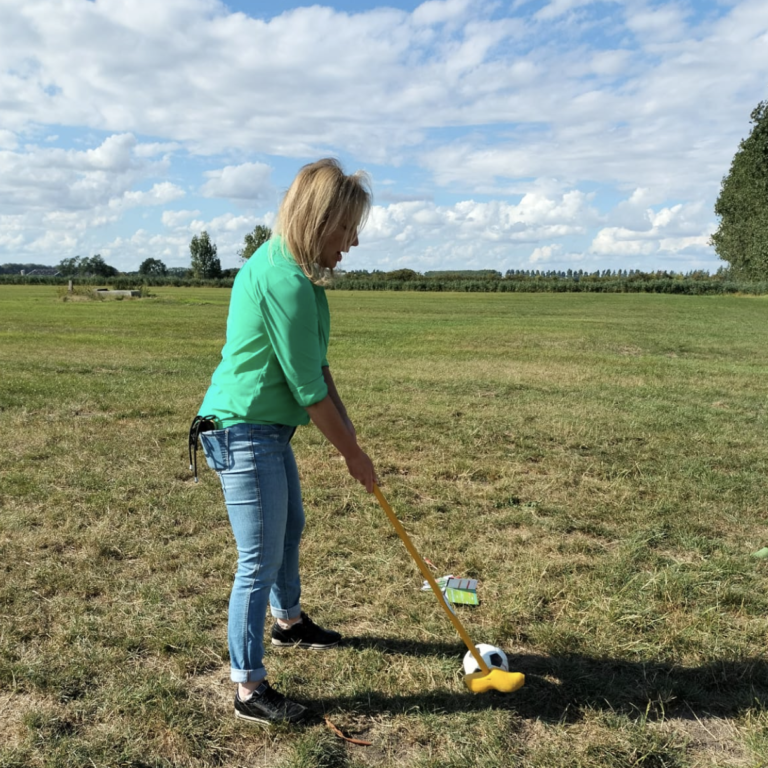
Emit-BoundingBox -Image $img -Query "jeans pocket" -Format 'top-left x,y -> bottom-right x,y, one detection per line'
200,430 -> 229,472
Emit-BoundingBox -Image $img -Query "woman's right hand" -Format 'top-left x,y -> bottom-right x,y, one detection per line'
305,395 -> 377,493
345,447 -> 377,493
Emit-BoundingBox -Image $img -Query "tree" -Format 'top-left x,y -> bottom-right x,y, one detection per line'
82,254 -> 118,277
139,258 -> 168,276
57,254 -> 117,277
385,268 -> 420,281
57,257 -> 82,276
711,100 -> 768,281
238,225 -> 272,262
189,231 -> 222,279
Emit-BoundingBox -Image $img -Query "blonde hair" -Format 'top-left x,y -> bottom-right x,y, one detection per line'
274,158 -> 372,284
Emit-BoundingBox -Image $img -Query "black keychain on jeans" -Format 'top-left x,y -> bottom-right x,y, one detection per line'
188,415 -> 219,482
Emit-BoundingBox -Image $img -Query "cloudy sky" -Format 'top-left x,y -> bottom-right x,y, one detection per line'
1,0 -> 766,274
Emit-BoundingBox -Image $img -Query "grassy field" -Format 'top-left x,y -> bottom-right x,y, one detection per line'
1,284 -> 767,768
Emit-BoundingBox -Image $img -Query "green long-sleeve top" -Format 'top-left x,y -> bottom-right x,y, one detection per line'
199,238 -> 329,427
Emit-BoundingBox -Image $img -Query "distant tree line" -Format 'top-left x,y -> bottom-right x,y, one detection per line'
329,268 -> 766,295
0,263 -> 59,275
5,265 -> 764,296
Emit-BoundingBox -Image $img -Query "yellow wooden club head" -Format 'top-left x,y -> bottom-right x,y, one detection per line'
464,668 -> 525,694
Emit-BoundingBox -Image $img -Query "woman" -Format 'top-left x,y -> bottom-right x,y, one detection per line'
192,159 -> 377,725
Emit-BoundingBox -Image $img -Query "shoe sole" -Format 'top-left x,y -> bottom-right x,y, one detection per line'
235,709 -> 307,725
271,639 -> 340,649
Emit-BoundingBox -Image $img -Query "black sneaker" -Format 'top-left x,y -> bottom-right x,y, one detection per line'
271,612 -> 342,649
234,681 -> 307,725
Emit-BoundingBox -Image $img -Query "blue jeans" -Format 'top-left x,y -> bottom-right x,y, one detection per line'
200,423 -> 305,683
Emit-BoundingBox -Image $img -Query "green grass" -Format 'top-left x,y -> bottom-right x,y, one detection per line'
1,285 -> 767,767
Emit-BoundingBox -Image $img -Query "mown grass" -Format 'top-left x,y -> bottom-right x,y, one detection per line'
1,285 -> 767,767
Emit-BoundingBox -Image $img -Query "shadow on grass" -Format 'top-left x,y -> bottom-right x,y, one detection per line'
321,635 -> 768,723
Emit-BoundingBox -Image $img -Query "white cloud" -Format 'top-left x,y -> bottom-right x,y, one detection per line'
134,142 -> 182,158
0,216 -> 25,249
0,134 -> 186,268
1,0 -> 764,180
590,198 -> 716,261
0,130 -> 18,150
366,194 -> 594,244
0,134 -> 165,214
529,243 -> 563,263
625,4 -> 689,42
101,229 -> 193,269
200,162 -> 274,202
117,182 -> 186,209
412,0 -> 472,26
588,49 -> 631,76
534,0 -> 611,22
591,228 -> 659,256
162,209 -> 201,228
0,0 -> 765,273
351,188 -> 719,273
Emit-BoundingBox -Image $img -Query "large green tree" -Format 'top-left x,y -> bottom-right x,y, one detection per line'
238,224 -> 272,262
711,100 -> 768,281
189,231 -> 222,279
57,257 -> 82,276
139,257 -> 167,276
83,255 -> 118,277
57,254 -> 118,277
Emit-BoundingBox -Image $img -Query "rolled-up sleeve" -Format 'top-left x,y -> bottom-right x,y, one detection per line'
259,274 -> 329,407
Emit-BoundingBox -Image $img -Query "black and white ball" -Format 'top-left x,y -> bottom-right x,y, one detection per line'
462,644 -> 509,675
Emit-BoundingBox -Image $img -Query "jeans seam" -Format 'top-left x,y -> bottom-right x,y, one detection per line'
274,443 -> 301,618
273,442 -> 288,609
240,432 -> 264,678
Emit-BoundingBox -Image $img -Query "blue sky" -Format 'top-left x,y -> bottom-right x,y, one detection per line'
1,0 -> 766,273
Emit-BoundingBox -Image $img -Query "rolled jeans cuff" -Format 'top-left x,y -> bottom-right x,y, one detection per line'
231,666 -> 267,684
270,603 -> 302,621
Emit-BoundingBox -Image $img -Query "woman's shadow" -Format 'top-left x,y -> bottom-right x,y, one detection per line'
315,635 -> 768,722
